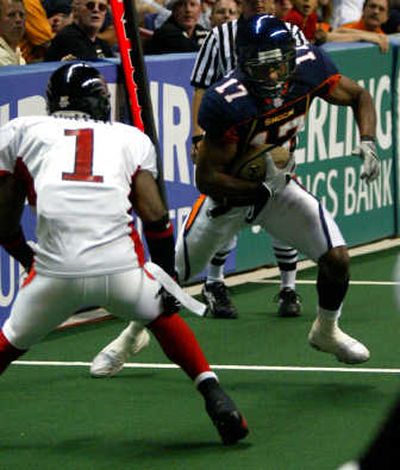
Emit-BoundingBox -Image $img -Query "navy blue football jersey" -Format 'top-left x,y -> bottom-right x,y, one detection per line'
198,44 -> 341,153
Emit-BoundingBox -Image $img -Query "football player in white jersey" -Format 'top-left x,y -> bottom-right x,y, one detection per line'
0,62 -> 248,445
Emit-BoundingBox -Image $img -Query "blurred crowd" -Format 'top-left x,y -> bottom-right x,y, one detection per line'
0,0 -> 397,66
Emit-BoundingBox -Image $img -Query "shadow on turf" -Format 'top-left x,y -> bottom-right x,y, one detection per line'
0,437 -> 252,459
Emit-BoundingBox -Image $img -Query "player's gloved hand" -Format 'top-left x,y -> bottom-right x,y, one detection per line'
246,155 -> 292,223
352,138 -> 380,183
262,154 -> 292,199
158,287 -> 181,315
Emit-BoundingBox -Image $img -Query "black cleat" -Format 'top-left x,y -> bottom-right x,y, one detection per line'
202,282 -> 238,319
275,287 -> 302,317
204,386 -> 249,445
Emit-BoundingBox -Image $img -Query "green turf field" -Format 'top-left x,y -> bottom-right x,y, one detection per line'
2,246 -> 400,469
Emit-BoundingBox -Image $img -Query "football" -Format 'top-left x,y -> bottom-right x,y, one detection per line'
230,144 -> 291,181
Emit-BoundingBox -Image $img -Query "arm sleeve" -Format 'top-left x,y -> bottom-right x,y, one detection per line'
124,127 -> 158,179
285,21 -> 309,46
190,29 -> 220,88
191,21 -> 238,88
313,47 -> 341,97
138,136 -> 158,178
0,121 -> 19,174
198,89 -> 236,140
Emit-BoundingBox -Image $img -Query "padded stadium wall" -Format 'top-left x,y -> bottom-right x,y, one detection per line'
1,38 -> 400,326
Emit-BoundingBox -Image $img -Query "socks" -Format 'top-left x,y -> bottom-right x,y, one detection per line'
318,306 -> 341,322
207,239 -> 237,284
147,313 -> 212,381
0,330 -> 26,374
122,321 -> 144,340
279,269 -> 297,290
206,261 -> 225,283
317,270 -> 349,311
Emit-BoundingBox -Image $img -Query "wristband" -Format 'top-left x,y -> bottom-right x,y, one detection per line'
360,135 -> 375,142
192,135 -> 203,145
143,215 -> 175,277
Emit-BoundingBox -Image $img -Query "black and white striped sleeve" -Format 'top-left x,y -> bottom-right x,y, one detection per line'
190,19 -> 307,88
190,20 -> 237,89
190,29 -> 220,89
284,21 -> 309,46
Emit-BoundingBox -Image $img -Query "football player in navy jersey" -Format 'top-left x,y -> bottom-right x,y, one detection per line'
174,14 -> 380,364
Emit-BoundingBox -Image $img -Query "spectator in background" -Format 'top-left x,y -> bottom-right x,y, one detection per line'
209,0 -> 239,27
331,0 -> 389,52
274,0 -> 292,18
331,0 -> 364,28
139,0 -> 171,30
44,0 -> 73,34
144,0 -> 208,54
340,0 -> 389,32
0,0 -> 25,65
45,0 -> 113,61
19,0 -> 54,62
283,0 -> 319,42
284,0 -> 390,51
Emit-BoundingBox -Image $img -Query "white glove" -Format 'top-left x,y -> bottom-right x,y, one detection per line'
262,154 -> 292,199
352,139 -> 380,183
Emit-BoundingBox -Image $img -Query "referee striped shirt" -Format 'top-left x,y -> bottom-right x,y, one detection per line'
190,17 -> 308,89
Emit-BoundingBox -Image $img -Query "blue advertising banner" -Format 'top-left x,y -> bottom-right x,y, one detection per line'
1,40 -> 399,326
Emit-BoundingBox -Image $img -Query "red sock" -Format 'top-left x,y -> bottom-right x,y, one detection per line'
0,330 -> 26,374
147,313 -> 211,380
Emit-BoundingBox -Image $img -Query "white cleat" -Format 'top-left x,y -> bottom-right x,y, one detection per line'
336,462 -> 360,470
90,328 -> 151,378
308,319 -> 370,364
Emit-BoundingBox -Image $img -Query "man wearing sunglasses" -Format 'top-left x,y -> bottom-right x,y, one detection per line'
45,0 -> 113,61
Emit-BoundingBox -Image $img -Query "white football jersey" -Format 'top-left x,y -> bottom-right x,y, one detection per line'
0,115 -> 158,277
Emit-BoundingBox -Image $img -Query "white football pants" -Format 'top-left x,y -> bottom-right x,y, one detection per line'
3,268 -> 163,350
176,178 -> 345,283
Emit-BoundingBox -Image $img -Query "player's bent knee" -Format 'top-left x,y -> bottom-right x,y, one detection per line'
319,246 -> 350,280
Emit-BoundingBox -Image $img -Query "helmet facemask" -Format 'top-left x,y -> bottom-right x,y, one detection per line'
235,15 -> 297,100
240,46 -> 296,99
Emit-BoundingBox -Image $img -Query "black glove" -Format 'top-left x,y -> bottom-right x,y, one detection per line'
245,183 -> 271,223
158,287 -> 181,315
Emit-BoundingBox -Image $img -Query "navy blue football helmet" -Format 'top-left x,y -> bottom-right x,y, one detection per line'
46,62 -> 111,121
236,15 -> 297,99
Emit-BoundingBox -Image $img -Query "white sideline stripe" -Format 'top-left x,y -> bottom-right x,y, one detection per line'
59,238 -> 400,327
185,237 -> 400,293
252,280 -> 400,286
12,360 -> 400,374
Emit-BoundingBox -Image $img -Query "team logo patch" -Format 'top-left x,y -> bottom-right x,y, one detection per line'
59,96 -> 70,108
273,97 -> 284,108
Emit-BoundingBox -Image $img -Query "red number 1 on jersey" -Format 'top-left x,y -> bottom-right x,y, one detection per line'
62,129 -> 104,183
